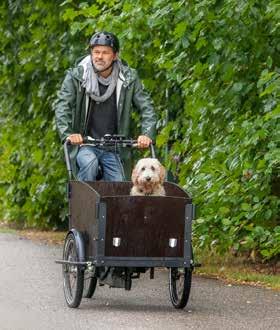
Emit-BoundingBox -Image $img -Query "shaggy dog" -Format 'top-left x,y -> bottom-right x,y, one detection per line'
130,158 -> 166,196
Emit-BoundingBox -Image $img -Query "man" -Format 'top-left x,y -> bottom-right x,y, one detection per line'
54,31 -> 157,181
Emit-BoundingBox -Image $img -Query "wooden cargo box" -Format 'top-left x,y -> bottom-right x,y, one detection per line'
69,181 -> 193,267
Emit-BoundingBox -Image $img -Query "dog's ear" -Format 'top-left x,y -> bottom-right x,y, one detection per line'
159,162 -> 166,184
131,166 -> 139,185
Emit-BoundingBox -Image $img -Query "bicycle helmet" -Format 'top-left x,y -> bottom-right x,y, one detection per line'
89,31 -> 120,53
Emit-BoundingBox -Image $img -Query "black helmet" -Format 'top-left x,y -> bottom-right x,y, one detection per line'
89,31 -> 120,53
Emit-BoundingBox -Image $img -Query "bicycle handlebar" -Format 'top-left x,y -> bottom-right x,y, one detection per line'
82,135 -> 138,147
64,134 -> 156,180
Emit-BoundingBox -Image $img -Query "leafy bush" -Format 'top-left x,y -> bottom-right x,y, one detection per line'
0,0 -> 279,259
0,1 -> 75,228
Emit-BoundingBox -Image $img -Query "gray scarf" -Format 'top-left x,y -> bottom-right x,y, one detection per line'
81,56 -> 120,103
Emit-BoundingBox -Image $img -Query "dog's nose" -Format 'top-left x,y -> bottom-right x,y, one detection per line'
146,176 -> 151,181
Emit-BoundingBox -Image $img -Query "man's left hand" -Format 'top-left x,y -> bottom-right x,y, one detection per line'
137,135 -> 152,149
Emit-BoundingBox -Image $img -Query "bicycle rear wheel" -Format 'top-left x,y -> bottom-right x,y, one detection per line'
169,267 -> 192,309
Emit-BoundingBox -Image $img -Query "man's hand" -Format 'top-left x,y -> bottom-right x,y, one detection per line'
137,135 -> 152,149
66,134 -> 83,145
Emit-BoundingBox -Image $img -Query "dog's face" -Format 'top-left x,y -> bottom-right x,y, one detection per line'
131,158 -> 166,189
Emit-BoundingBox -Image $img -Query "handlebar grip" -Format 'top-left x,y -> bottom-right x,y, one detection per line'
132,141 -> 156,157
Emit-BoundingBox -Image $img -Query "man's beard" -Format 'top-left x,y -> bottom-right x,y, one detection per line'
93,61 -> 113,73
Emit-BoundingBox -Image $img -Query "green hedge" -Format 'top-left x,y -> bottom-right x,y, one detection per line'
0,0 -> 279,259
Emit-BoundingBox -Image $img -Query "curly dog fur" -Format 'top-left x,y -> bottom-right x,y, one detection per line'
130,158 -> 166,196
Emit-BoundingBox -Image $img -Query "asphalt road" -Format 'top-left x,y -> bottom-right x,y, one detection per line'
0,233 -> 279,330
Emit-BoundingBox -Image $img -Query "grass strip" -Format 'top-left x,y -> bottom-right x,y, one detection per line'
194,250 -> 280,290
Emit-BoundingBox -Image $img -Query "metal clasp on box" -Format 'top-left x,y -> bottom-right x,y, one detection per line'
169,238 -> 177,248
113,237 -> 121,247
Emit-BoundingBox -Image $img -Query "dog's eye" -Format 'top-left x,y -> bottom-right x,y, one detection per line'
151,166 -> 155,171
141,167 -> 146,171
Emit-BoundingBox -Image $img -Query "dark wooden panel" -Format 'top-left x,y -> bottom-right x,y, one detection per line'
103,196 -> 188,258
69,181 -> 100,259
164,182 -> 191,199
86,181 -> 132,196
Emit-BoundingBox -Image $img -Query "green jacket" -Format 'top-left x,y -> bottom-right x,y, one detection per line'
54,56 -> 157,179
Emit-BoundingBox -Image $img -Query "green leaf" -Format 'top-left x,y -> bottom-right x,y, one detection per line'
267,56 -> 272,69
264,104 -> 280,120
196,37 -> 207,50
174,21 -> 187,39
213,38 -> 223,51
241,203 -> 251,211
62,8 -> 79,21
232,82 -> 243,92
219,207 -> 230,216
222,218 -> 231,226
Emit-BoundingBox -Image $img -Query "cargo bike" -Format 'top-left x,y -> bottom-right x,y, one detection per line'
56,135 -> 197,309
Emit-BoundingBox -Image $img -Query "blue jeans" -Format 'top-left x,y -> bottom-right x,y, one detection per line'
76,146 -> 124,181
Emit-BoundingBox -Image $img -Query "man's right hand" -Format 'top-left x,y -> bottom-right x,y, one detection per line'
66,134 -> 83,145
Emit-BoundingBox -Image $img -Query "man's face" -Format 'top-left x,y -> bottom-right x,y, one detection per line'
91,45 -> 117,72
